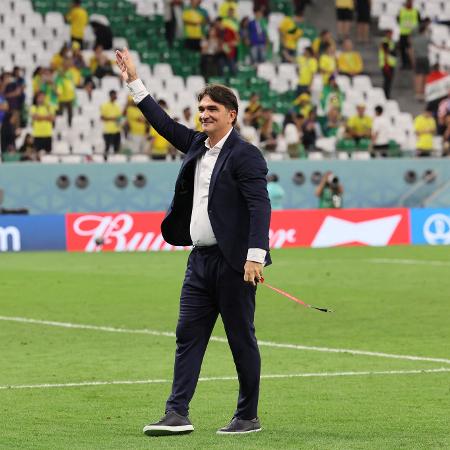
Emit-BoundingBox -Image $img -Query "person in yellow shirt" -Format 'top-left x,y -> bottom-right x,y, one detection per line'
218,0 -> 238,19
312,29 -> 336,56
278,14 -> 303,62
414,108 -> 437,157
125,96 -> 148,153
397,0 -> 420,69
148,99 -> 175,160
55,57 -> 77,127
347,104 -> 373,144
337,38 -> 363,77
100,90 -> 122,157
66,0 -> 89,49
296,47 -> 318,93
336,0 -> 354,41
183,0 -> 210,51
31,92 -> 55,153
319,43 -> 337,84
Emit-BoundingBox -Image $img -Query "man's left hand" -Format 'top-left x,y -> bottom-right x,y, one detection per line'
244,261 -> 264,286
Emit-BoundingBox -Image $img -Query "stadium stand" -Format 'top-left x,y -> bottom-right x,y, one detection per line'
0,0 -> 449,163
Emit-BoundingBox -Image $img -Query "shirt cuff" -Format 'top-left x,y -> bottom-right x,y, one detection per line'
127,78 -> 149,104
247,248 -> 267,264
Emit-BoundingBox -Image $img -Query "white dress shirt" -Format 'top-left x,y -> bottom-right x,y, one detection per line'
127,79 -> 266,264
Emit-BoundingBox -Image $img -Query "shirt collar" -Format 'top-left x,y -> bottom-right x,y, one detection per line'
204,127 -> 233,151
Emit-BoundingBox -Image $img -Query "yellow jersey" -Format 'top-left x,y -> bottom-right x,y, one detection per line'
347,115 -> 373,136
150,127 -> 170,156
127,105 -> 147,136
414,114 -> 436,150
183,7 -> 207,39
218,1 -> 238,19
337,51 -> 363,75
31,105 -> 53,137
319,54 -> 337,83
336,0 -> 354,9
101,101 -> 121,134
66,6 -> 88,39
279,16 -> 302,51
297,55 -> 318,86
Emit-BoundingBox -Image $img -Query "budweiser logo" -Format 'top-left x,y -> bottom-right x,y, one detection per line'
269,228 -> 297,248
72,214 -> 187,252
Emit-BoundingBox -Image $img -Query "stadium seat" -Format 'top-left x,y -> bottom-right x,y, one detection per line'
53,141 -> 71,155
60,155 -> 83,164
107,154 -> 128,163
40,154 -> 60,163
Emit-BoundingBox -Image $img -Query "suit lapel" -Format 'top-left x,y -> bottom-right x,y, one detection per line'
208,129 -> 237,199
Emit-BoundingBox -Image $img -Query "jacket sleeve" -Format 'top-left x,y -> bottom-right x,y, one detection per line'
234,145 -> 271,250
137,95 -> 198,154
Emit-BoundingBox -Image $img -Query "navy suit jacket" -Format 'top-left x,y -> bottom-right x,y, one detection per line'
137,94 -> 272,273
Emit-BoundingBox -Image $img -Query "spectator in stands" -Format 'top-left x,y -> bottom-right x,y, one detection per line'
379,40 -> 396,99
31,91 -> 55,153
283,112 -> 302,157
267,173 -> 285,209
179,106 -> 195,128
19,133 -> 38,161
296,46 -> 318,94
259,108 -> 279,152
293,92 -> 313,118
219,0 -> 238,19
302,109 -> 320,151
335,0 -> 354,42
312,29 -> 336,56
278,11 -> 303,62
89,44 -> 115,79
66,0 -> 89,49
72,41 -> 87,71
240,108 -> 259,146
219,10 -> 240,76
414,106 -> 437,157
320,75 -> 344,113
247,92 -> 263,127
347,104 -> 372,145
3,71 -> 24,125
443,114 -> 450,157
11,67 -> 26,124
316,171 -> 343,208
163,0 -> 184,47
437,90 -> 450,133
55,58 -> 77,127
182,0 -> 210,52
100,90 -> 122,158
397,0 -> 420,69
51,43 -> 71,71
0,84 -> 8,129
89,16 -> 113,50
355,0 -> 370,44
239,16 -> 251,64
248,8 -> 268,64
148,99 -> 177,160
337,38 -> 364,78
319,42 -> 337,84
322,106 -> 342,137
371,105 -> 390,157
253,0 -> 269,17
0,111 -> 20,155
200,26 -> 222,80
412,19 -> 431,101
125,96 -> 148,154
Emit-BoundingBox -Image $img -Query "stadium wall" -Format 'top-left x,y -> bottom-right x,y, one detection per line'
1,208 -> 449,252
1,159 -> 450,214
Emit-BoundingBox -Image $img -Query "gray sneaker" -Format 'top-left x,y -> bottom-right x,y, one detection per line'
217,417 -> 262,434
143,411 -> 194,437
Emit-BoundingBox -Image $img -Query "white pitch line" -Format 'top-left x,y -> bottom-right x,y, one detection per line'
368,258 -> 450,267
1,315 -> 450,366
0,368 -> 449,391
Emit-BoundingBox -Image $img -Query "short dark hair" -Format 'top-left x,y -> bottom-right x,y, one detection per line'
375,105 -> 383,115
198,84 -> 238,126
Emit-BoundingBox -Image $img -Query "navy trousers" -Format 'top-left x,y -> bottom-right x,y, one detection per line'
165,245 -> 261,419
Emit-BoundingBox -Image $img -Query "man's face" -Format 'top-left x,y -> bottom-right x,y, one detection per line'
198,95 -> 235,135
357,106 -> 365,116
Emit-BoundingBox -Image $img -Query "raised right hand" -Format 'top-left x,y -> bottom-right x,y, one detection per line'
115,48 -> 137,83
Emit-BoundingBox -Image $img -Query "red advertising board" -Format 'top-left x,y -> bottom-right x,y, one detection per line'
66,208 -> 410,252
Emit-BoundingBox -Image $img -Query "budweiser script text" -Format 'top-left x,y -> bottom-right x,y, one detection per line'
71,214 -> 297,252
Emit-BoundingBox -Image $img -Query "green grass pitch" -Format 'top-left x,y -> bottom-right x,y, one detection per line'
0,246 -> 449,449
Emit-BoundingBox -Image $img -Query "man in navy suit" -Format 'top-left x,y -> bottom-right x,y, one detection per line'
116,48 -> 271,436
